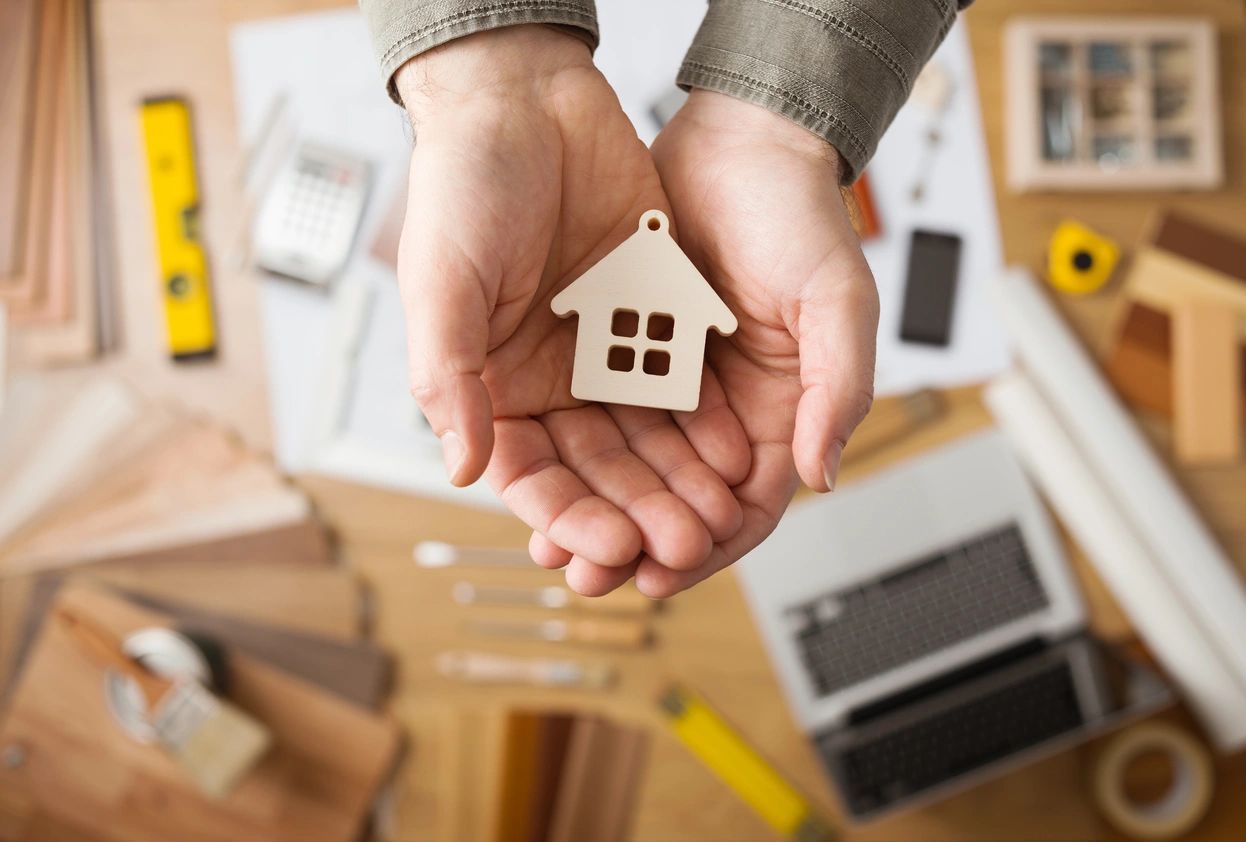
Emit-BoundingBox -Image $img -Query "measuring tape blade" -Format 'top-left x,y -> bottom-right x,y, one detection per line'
660,685 -> 838,842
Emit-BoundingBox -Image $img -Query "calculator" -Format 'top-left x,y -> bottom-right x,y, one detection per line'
252,142 -> 371,287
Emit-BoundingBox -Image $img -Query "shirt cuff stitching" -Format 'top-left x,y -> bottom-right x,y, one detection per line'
680,60 -> 869,159
380,1 -> 594,67
759,0 -> 911,86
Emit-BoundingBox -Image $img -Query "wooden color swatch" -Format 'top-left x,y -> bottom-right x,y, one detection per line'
0,585 -> 401,842
1106,301 -> 1176,417
1106,301 -> 1246,419
492,712 -> 542,842
13,0 -> 100,362
547,716 -> 648,842
1129,247 -> 1246,332
1149,211 -> 1246,287
489,711 -> 649,842
0,0 -> 38,276
0,376 -> 326,577
1173,298 -> 1243,464
0,0 -> 63,310
8,579 -> 386,710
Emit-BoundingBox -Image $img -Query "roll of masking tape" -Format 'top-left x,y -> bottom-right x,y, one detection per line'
1094,723 -> 1213,840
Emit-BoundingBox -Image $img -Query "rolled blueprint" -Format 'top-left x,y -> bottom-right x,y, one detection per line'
996,267 -> 1246,695
986,371 -> 1246,750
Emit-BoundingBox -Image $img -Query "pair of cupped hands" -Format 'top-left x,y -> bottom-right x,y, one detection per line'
398,25 -> 879,598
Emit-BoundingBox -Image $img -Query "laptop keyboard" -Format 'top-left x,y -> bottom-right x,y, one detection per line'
786,523 -> 1049,697
821,657 -> 1083,817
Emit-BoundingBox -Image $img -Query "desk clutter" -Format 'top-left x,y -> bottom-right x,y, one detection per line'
2,1 -> 1246,841
0,585 -> 400,842
0,371 -> 402,840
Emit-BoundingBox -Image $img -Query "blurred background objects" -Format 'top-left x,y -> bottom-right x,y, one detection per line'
1,1 -> 1245,841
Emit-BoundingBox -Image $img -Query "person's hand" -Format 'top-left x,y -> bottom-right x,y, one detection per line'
643,90 -> 880,597
395,27 -> 750,593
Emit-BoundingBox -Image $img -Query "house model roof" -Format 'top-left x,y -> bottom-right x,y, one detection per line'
551,211 -> 737,336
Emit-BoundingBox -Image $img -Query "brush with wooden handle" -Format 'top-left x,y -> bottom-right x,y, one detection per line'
57,606 -> 272,799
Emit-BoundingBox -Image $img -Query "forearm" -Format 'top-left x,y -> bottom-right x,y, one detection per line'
678,0 -> 967,182
359,0 -> 599,104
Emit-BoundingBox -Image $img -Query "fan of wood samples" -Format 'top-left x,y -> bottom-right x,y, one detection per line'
0,0 -> 107,366
0,374 -> 322,576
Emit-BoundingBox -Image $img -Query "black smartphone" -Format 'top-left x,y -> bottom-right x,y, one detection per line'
899,229 -> 962,347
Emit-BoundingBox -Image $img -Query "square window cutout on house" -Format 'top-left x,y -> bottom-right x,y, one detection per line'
612,309 -> 639,338
647,313 -> 675,341
608,345 -> 636,372
643,349 -> 671,376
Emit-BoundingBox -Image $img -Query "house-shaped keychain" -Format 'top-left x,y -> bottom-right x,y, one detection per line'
551,210 -> 737,412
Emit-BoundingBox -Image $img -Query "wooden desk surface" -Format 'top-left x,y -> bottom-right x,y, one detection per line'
59,0 -> 1246,840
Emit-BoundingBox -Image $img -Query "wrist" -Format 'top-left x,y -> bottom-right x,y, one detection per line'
395,24 -> 592,123
680,90 -> 844,179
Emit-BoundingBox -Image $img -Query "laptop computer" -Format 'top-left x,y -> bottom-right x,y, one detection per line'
736,430 -> 1170,820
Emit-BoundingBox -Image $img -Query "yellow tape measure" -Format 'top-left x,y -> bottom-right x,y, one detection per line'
139,96 -> 216,360
660,685 -> 838,842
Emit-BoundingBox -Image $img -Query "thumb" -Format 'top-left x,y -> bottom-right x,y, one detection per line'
397,216 -> 495,488
791,264 -> 879,493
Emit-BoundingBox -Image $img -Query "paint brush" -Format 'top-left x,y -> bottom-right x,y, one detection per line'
57,606 -> 272,798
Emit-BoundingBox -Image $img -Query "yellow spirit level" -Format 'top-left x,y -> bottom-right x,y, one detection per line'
139,96 -> 216,360
659,685 -> 838,842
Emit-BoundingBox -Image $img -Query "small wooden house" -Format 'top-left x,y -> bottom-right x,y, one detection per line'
551,211 -> 737,412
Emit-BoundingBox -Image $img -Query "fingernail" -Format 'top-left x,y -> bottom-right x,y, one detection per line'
440,431 -> 465,482
822,440 -> 844,492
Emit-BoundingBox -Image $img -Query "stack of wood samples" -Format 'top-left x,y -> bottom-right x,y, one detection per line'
1,0 -> 108,366
490,710 -> 649,842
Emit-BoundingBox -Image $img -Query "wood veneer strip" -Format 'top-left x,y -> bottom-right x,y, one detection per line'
1172,298 -> 1243,464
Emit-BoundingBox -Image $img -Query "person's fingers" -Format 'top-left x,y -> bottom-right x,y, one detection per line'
635,440 -> 798,598
543,406 -> 713,571
564,555 -> 639,596
606,403 -> 744,543
672,369 -> 752,486
791,260 -> 879,493
397,177 -> 495,488
529,531 -> 572,569
487,418 -> 641,566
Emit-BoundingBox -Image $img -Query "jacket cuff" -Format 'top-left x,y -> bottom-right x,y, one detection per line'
361,1 -> 599,104
677,0 -> 956,182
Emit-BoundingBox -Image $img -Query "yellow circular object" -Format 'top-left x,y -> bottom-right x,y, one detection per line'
1093,723 -> 1214,840
1047,220 -> 1121,295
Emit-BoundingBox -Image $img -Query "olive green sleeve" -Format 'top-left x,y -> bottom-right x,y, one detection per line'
358,0 -> 598,103
678,0 -> 968,182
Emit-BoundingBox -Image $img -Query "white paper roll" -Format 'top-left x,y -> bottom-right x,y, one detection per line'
996,268 -> 1246,695
986,371 -> 1246,751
